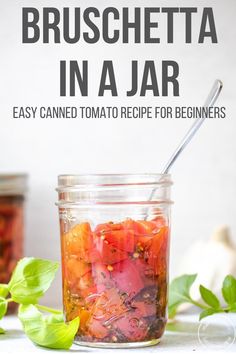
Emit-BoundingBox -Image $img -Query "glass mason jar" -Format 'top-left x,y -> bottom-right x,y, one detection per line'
56,174 -> 172,348
0,174 -> 27,311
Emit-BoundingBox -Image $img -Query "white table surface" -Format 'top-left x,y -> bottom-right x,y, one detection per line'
1,314 -> 236,353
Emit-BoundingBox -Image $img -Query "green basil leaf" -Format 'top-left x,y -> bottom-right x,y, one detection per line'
199,308 -> 221,320
168,274 -> 197,318
45,313 -> 64,324
0,297 -> 7,319
8,258 -> 59,304
0,284 -> 9,298
199,285 -> 220,309
0,327 -> 5,334
0,298 -> 7,320
229,303 -> 236,312
222,275 -> 236,306
19,304 -> 80,349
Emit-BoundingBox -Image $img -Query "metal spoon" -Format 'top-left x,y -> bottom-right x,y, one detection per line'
147,80 -> 223,207
162,79 -> 223,174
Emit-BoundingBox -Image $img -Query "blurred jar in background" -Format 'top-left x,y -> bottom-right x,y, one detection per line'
0,174 -> 27,312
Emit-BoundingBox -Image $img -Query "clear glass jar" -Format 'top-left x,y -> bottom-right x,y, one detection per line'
56,174 -> 172,348
0,174 -> 27,312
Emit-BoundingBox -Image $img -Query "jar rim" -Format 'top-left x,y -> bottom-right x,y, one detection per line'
57,173 -> 172,191
56,174 -> 172,207
0,174 -> 28,196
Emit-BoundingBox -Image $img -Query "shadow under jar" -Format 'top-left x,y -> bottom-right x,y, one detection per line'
0,174 -> 27,313
56,174 -> 172,348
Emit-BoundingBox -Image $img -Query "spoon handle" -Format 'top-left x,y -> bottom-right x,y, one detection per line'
162,80 -> 223,174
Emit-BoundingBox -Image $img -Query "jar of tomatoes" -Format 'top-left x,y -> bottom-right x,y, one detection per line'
0,174 -> 27,311
56,174 -> 172,348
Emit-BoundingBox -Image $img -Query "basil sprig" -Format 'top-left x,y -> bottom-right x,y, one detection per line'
8,258 -> 59,304
1,257 -> 236,347
169,274 -> 236,320
18,304 -> 80,349
0,257 -> 80,349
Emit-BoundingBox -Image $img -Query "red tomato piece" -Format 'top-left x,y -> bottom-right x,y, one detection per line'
122,219 -> 161,247
146,226 -> 168,253
87,317 -> 109,339
77,271 -> 97,298
0,216 -> 6,237
95,222 -> 135,253
105,230 -> 135,253
131,285 -> 158,318
123,217 -> 166,236
146,226 -> 169,275
132,301 -> 156,317
65,223 -> 98,263
123,219 -> 155,235
92,262 -> 114,293
114,309 -> 148,341
87,288 -> 127,339
151,215 -> 167,229
95,222 -> 123,233
0,205 -> 17,216
79,309 -> 91,333
65,258 -> 91,280
93,235 -> 128,264
111,259 -> 144,297
134,220 -> 157,235
93,288 -> 126,321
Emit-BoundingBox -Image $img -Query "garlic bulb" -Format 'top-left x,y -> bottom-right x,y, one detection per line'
177,226 -> 236,308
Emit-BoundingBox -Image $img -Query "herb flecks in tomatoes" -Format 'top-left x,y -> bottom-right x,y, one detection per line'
111,259 -> 144,298
61,216 -> 169,343
146,226 -> 169,275
95,222 -> 135,253
93,234 -> 128,265
65,223 -> 94,262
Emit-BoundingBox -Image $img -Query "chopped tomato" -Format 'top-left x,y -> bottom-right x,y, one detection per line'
0,216 -> 6,236
93,235 -> 128,264
65,258 -> 91,280
92,262 -> 114,293
63,299 -> 80,322
105,229 -> 135,253
131,285 -> 158,318
152,216 -> 167,228
95,222 -> 135,253
132,301 -> 156,317
114,309 -> 148,341
62,217 -> 169,343
87,288 -> 127,339
134,220 -> 157,235
79,309 -> 91,333
95,222 -> 123,233
87,317 -> 108,339
123,219 -> 155,235
111,259 -> 144,297
123,217 -> 166,234
0,204 -> 17,216
146,226 -> 168,252
77,271 -> 96,298
146,226 -> 169,275
65,223 -> 97,262
92,288 -> 126,321
122,219 -> 166,248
